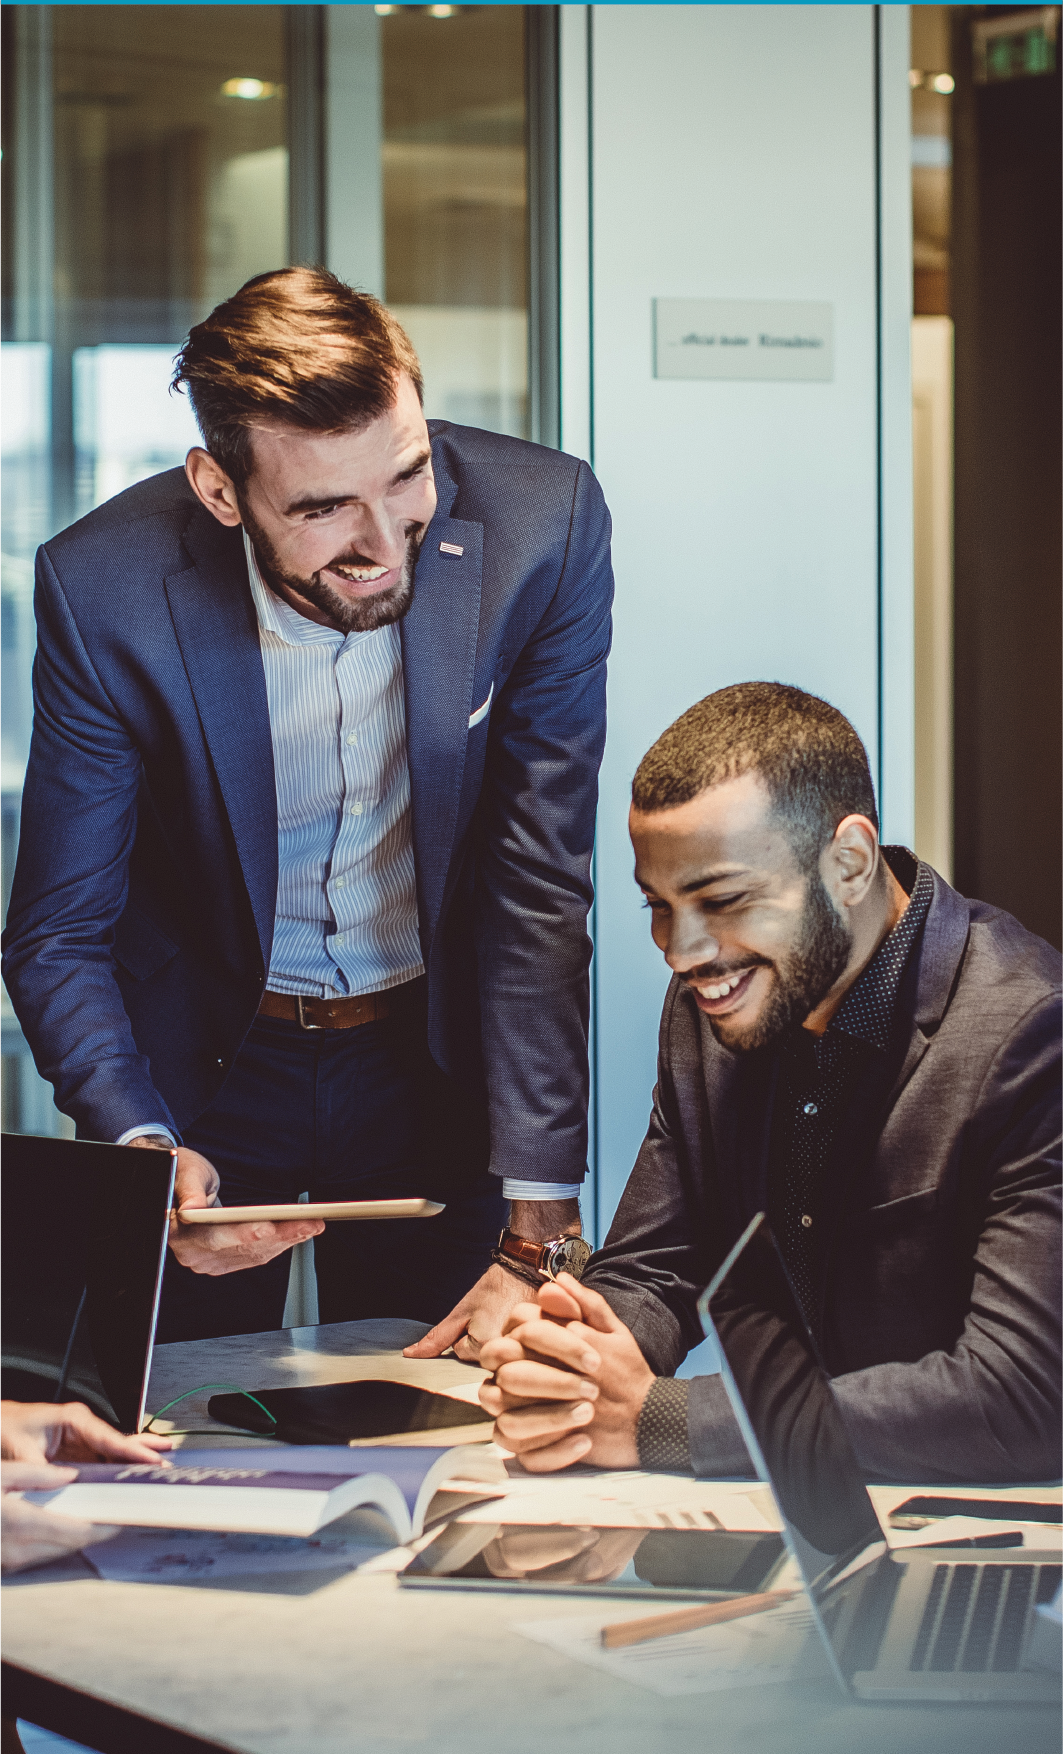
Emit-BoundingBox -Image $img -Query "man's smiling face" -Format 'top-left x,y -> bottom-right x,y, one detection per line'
220,370 -> 436,635
629,770 -> 853,1053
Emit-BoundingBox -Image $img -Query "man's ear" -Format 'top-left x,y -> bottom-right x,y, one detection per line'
822,814 -> 879,912
185,447 -> 242,527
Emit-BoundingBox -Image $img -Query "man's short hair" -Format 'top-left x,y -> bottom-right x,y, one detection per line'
172,267 -> 423,488
631,682 -> 879,870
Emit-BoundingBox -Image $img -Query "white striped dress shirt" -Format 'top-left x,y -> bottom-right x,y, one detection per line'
245,531 -> 424,999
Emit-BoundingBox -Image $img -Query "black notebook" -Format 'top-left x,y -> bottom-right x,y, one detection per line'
207,1380 -> 495,1445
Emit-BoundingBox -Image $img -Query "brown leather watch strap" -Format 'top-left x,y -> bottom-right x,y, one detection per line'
497,1230 -> 550,1274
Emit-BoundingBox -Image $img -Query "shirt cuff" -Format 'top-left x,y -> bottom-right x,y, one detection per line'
502,1181 -> 582,1202
636,1378 -> 692,1474
115,1125 -> 178,1149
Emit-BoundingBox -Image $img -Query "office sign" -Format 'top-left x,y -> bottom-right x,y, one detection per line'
653,299 -> 834,382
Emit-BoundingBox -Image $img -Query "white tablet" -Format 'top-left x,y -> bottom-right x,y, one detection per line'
174,1198 -> 445,1225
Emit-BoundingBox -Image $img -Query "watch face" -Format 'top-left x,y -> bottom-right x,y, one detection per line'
548,1236 -> 593,1281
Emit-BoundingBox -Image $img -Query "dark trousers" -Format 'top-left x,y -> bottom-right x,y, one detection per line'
156,979 -> 504,1343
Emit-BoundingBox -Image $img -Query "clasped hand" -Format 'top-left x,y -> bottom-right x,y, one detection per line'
477,1275 -> 655,1471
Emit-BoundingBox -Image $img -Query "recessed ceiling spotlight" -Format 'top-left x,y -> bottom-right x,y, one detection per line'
374,5 -> 397,13
428,4 -> 457,16
221,77 -> 279,101
931,72 -> 956,94
909,68 -> 923,88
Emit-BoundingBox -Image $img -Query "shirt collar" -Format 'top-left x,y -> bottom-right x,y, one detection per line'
243,529 -> 344,648
830,852 -> 935,1051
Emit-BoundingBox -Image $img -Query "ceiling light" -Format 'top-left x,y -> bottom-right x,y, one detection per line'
931,72 -> 956,94
428,5 -> 457,16
374,5 -> 397,13
221,77 -> 278,101
909,68 -> 923,88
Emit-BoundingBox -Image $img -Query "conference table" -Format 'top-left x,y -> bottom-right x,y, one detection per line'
3,1318 -> 1059,1754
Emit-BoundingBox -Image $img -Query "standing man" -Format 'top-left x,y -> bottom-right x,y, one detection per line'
3,268 -> 611,1351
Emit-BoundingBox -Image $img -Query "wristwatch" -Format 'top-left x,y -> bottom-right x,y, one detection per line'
493,1227 -> 592,1284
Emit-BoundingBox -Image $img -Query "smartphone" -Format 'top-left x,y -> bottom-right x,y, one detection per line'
175,1197 -> 445,1224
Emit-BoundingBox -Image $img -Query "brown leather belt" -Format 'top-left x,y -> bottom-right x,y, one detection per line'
258,989 -> 395,1031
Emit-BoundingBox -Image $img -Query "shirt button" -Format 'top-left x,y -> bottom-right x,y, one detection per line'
334,876 -> 347,889
803,1102 -> 818,1116
346,733 -> 358,745
334,933 -> 346,947
348,803 -> 364,817
801,1214 -> 813,1229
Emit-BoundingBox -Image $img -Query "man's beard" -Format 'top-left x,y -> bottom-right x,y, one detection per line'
701,871 -> 853,1055
240,506 -> 423,635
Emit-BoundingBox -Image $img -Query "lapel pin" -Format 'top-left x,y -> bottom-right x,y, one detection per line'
439,541 -> 464,557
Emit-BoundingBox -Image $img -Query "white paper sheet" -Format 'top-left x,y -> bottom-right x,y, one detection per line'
459,1470 -> 774,1531
517,1598 -> 823,1696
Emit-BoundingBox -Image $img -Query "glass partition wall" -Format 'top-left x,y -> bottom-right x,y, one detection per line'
1,2 -> 550,1133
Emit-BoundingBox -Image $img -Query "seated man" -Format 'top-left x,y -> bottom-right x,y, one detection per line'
479,683 -> 1062,1484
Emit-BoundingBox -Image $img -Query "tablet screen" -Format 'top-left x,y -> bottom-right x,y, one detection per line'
400,1521 -> 786,1600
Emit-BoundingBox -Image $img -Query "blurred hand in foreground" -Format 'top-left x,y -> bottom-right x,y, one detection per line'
1,1460 -> 119,1573
0,1399 -> 172,1465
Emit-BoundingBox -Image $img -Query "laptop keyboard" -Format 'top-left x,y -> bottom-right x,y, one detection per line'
909,1562 -> 1061,1672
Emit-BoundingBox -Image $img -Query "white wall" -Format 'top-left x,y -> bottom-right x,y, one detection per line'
562,6 -> 913,1239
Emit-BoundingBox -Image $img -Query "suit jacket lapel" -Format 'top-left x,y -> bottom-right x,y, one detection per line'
402,446 -> 484,945
164,510 -> 278,969
823,869 -> 973,1241
878,869 -> 973,1112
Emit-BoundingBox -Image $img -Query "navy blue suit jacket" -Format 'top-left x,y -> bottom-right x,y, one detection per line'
3,422 -> 613,1186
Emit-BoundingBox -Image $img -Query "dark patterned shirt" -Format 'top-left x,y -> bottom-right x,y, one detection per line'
768,855 -> 935,1329
637,848 -> 935,1472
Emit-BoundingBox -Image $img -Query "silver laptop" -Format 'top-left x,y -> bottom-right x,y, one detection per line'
699,1214 -> 1061,1703
1,1133 -> 175,1434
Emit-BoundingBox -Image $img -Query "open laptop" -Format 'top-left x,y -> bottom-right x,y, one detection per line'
1,1133 -> 175,1433
698,1213 -> 1061,1704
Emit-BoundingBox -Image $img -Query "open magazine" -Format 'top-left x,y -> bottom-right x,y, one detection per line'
24,1443 -> 507,1542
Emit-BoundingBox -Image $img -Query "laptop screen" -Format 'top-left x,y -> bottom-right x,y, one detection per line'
699,1213 -> 885,1596
1,1134 -> 175,1433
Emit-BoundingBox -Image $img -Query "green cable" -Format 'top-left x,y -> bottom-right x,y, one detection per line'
143,1382 -> 278,1436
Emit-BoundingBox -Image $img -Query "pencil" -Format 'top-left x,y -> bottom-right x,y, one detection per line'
600,1589 -> 794,1649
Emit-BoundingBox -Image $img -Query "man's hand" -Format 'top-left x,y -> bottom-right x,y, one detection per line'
403,1197 -> 581,1362
478,1274 -> 655,1471
129,1140 -> 324,1276
1,1462 -> 118,1573
402,1262 -> 532,1362
0,1400 -> 172,1465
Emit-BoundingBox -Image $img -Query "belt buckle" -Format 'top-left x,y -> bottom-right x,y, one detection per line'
295,996 -> 325,1031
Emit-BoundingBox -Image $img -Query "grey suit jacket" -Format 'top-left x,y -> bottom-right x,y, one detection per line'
584,869 -> 1062,1484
